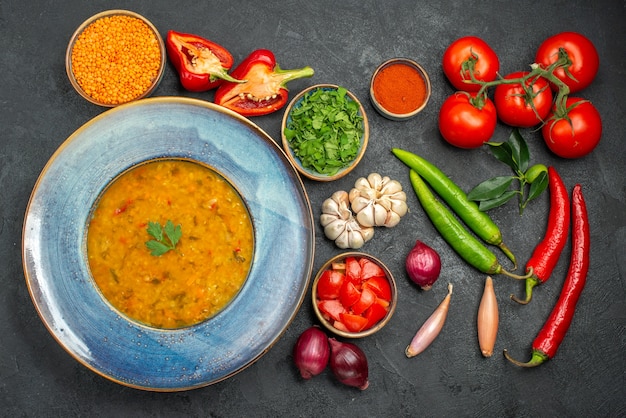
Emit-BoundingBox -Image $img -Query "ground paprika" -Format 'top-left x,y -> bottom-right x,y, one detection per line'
371,60 -> 429,116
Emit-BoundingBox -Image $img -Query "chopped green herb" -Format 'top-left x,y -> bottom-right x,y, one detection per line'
284,87 -> 364,175
145,220 -> 182,256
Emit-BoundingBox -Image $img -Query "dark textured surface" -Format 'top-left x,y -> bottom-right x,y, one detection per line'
1,1 -> 625,416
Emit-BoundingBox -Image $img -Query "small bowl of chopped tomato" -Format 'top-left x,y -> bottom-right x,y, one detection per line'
65,10 -> 166,107
312,252 -> 397,338
281,84 -> 369,182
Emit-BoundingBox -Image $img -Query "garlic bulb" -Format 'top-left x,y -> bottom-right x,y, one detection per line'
320,191 -> 374,249
349,173 -> 408,227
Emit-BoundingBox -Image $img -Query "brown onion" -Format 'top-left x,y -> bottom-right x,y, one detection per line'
477,276 -> 499,357
405,240 -> 441,290
293,326 -> 330,379
328,338 -> 369,390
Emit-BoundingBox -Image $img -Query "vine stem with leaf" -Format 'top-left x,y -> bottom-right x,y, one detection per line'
468,129 -> 549,215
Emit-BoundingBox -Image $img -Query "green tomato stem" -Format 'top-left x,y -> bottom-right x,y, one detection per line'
465,49 -> 573,117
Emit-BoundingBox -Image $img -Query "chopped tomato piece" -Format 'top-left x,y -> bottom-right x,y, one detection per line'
345,257 -> 362,284
351,287 -> 377,315
339,312 -> 368,332
363,299 -> 389,329
316,269 -> 345,299
363,276 -> 392,301
359,258 -> 386,280
375,297 -> 390,309
331,262 -> 346,272
333,320 -> 349,332
339,280 -> 361,308
317,299 -> 346,322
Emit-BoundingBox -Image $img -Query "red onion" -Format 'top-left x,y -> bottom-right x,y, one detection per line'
328,338 -> 369,390
293,326 -> 330,379
405,240 -> 441,290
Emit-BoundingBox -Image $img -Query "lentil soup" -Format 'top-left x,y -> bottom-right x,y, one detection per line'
87,159 -> 254,329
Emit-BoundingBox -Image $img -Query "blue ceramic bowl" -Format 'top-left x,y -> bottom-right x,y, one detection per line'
23,97 -> 315,391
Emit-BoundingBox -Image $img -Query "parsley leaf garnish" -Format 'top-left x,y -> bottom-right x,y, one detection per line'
145,220 -> 182,256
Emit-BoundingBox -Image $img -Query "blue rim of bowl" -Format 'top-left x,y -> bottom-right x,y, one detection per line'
22,97 -> 315,391
281,84 -> 369,182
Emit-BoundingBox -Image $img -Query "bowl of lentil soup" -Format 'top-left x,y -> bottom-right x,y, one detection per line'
65,10 -> 166,107
369,58 -> 431,120
86,159 -> 255,330
22,97 -> 315,391
281,84 -> 369,182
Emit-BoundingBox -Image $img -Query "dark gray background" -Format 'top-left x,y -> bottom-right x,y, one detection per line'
1,1 -> 624,417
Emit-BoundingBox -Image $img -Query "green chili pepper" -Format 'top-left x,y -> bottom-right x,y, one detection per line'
392,148 -> 516,268
409,170 -> 526,280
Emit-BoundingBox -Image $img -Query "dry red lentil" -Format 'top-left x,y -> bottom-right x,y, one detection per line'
71,14 -> 162,105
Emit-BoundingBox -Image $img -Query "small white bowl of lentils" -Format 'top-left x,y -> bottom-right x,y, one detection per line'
65,10 -> 166,107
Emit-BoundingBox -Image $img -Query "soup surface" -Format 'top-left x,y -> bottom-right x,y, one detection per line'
87,159 -> 254,329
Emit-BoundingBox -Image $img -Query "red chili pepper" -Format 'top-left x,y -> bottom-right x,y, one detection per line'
512,167 -> 570,304
214,49 -> 314,117
504,184 -> 589,367
166,30 -> 243,92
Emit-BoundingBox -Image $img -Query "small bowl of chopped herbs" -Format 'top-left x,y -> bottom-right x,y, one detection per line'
281,84 -> 369,181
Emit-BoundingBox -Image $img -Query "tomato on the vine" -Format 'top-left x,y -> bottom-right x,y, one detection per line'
442,36 -> 500,92
541,97 -> 602,158
535,32 -> 599,93
438,92 -> 497,149
494,71 -> 553,128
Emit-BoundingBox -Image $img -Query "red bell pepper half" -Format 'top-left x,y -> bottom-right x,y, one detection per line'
214,49 -> 314,117
166,30 -> 244,92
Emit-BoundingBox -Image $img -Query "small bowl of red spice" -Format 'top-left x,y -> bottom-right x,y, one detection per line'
66,10 -> 166,107
370,58 -> 431,120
